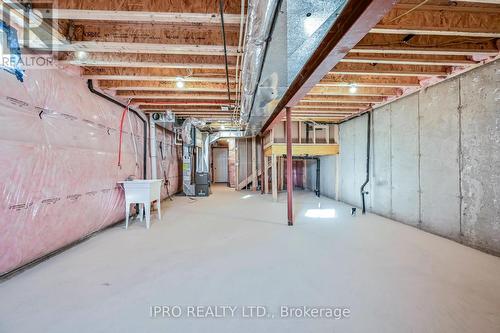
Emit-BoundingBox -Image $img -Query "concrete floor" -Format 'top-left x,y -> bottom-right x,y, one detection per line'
1,185 -> 500,333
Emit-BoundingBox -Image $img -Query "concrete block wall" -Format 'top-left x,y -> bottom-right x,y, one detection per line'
306,156 -> 338,199
339,60 -> 500,255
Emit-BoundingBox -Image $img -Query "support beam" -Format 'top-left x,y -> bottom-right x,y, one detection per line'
252,137 -> 257,191
48,42 -> 239,56
260,136 -> 265,194
372,4 -> 500,38
342,54 -> 477,66
261,0 -> 397,133
58,53 -> 236,69
45,9 -> 242,25
330,63 -> 449,77
85,75 -> 234,83
35,0 -> 243,14
308,86 -> 401,96
264,155 -> 269,194
98,80 -> 237,92
319,74 -> 421,88
353,33 -> 500,56
286,107 -> 293,226
116,92 -> 230,100
271,154 -> 278,201
134,100 -> 231,106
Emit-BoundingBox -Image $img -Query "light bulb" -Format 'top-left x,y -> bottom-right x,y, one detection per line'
349,84 -> 358,94
176,80 -> 185,88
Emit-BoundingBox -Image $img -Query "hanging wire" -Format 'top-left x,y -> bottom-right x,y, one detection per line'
219,0 -> 232,104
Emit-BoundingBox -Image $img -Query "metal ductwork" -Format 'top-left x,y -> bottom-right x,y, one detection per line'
240,0 -> 349,135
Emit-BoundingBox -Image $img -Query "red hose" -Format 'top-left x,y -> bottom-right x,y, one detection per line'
117,100 -> 131,167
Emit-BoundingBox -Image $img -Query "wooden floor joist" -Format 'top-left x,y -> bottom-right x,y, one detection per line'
45,9 -> 242,25
372,3 -> 500,38
27,0 -> 499,124
98,81 -> 237,92
352,33 -> 499,56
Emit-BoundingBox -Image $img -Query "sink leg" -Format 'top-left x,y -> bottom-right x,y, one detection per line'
125,202 -> 130,229
145,203 -> 151,229
157,199 -> 162,221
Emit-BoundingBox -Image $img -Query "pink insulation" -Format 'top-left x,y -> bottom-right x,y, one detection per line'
0,68 -> 180,275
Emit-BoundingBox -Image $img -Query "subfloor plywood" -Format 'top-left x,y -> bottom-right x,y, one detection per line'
1,186 -> 500,332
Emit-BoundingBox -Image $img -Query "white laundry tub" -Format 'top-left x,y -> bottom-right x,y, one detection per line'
118,179 -> 163,229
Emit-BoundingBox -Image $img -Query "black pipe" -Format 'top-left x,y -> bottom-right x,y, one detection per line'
87,80 -> 148,179
360,112 -> 371,214
316,158 -> 320,198
292,156 -> 320,197
218,0 -> 232,103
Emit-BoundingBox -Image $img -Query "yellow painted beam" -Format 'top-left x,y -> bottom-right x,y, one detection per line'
264,144 -> 340,157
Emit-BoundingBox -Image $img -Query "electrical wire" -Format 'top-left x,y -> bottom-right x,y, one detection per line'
219,0 -> 232,104
117,99 -> 132,168
388,0 -> 431,23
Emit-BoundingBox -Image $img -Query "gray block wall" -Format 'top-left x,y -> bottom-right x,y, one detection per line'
339,60 -> 500,255
339,115 -> 367,207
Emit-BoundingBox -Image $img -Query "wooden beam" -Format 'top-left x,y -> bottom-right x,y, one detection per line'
98,80 -> 236,92
294,103 -> 370,109
353,33 -> 499,56
141,108 -> 225,112
45,9 -> 242,25
84,67 -> 233,77
41,0 -> 243,13
301,95 -> 384,103
114,90 -> 236,97
116,91 -> 231,100
372,4 -> 500,38
58,53 -> 236,69
319,74 -> 421,88
61,21 -> 239,44
308,86 -> 401,96
86,75 -> 235,83
134,100 -> 231,105
343,53 -> 477,66
271,154 -> 278,201
261,0 -> 398,134
48,42 -> 239,56
455,1 -> 500,4
330,63 -> 449,77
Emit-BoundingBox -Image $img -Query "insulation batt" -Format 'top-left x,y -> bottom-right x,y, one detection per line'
0,68 -> 180,275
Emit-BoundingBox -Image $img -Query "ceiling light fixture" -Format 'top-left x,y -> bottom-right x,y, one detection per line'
175,76 -> 185,88
349,83 -> 358,94
74,51 -> 88,61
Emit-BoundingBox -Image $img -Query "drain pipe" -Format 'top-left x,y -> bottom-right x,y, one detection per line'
87,80 -> 148,179
315,157 -> 320,198
360,112 -> 371,214
292,156 -> 320,197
